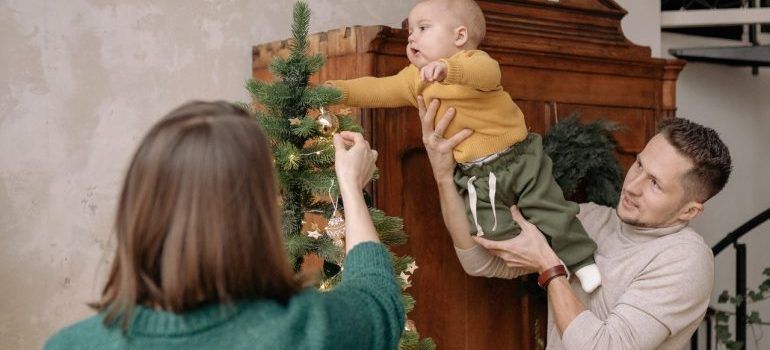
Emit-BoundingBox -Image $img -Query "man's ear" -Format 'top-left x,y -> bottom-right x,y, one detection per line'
678,201 -> 704,222
454,26 -> 469,47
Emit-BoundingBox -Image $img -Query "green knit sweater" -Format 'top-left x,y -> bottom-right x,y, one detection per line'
44,242 -> 404,350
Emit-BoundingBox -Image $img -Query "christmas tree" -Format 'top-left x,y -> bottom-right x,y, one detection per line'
245,2 -> 435,349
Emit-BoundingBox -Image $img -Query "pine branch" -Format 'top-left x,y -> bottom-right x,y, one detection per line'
371,209 -> 407,246
543,115 -> 623,207
300,139 -> 335,166
298,169 -> 338,197
275,142 -> 302,171
338,115 -> 364,133
315,237 -> 344,264
291,116 -> 321,138
289,2 -> 310,60
256,114 -> 291,141
284,234 -> 313,265
303,85 -> 342,108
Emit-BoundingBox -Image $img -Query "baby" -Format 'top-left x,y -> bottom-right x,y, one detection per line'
326,0 -> 601,293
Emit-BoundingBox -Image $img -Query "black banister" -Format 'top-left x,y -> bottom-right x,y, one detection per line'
736,243 -> 747,349
712,208 -> 770,255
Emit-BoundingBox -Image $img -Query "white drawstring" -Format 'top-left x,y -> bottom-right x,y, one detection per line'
467,176 -> 484,236
467,173 -> 498,236
489,172 -> 498,232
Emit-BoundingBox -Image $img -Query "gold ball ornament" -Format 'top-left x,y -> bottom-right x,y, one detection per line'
317,107 -> 339,136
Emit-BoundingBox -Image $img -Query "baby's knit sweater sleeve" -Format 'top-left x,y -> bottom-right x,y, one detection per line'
440,50 -> 501,91
325,66 -> 418,108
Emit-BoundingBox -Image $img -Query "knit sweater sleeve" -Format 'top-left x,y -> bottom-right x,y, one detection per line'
311,242 -> 405,350
440,50 -> 501,91
325,66 -> 418,108
454,244 -> 529,279
560,242 -> 714,350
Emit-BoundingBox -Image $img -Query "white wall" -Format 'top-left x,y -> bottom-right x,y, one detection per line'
1,1 -> 767,349
614,0 -> 661,57
0,0 -> 416,348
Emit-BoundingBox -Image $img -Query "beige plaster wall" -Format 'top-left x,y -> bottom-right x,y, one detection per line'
2,1 -> 767,349
0,0 -> 416,348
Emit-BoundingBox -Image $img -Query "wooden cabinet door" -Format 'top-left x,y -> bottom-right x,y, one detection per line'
370,107 -> 548,350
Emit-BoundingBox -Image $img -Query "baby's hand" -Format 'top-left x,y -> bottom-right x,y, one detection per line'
420,61 -> 447,82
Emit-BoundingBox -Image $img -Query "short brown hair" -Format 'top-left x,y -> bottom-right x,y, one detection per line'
657,117 -> 732,202
96,101 -> 299,328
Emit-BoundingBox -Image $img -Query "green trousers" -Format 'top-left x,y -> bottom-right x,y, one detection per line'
454,133 -> 597,270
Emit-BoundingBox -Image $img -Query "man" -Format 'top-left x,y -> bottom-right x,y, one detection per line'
417,96 -> 732,349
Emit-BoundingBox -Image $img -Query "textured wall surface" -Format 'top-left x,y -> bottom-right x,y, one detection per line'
0,0 -> 416,348
2,1 -> 767,349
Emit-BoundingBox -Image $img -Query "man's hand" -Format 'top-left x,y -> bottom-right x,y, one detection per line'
473,205 -> 561,274
420,61 -> 448,82
416,96 -> 471,183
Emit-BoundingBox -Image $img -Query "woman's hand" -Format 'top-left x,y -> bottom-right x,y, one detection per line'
416,96 -> 472,183
333,131 -> 377,191
473,205 -> 561,274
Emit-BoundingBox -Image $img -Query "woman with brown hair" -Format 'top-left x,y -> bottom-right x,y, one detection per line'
44,101 -> 404,349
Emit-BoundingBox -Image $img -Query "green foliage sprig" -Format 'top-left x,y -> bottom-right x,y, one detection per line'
543,114 -> 623,207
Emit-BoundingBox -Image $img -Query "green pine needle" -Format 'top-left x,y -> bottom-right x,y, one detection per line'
289,2 -> 311,60
291,116 -> 320,138
543,114 -> 623,207
338,115 -> 364,133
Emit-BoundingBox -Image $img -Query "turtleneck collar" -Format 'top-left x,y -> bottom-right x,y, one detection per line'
617,214 -> 688,244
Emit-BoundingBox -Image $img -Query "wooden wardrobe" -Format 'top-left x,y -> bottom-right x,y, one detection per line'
252,1 -> 684,348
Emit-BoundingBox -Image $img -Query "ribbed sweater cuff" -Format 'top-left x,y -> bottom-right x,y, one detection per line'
343,242 -> 393,279
441,58 -> 463,84
562,310 -> 602,349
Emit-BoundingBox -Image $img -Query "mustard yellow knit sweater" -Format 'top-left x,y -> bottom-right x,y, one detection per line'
327,50 -> 527,163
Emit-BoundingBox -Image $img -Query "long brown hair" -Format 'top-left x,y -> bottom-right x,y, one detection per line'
95,101 -> 299,328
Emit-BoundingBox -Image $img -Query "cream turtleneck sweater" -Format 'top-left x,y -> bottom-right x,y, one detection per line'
455,202 -> 714,350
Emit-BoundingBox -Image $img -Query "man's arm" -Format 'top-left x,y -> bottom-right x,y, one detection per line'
440,50 -> 501,91
326,66 -> 418,108
476,213 -> 712,349
417,96 -> 528,278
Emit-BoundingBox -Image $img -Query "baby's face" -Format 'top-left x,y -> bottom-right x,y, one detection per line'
406,1 -> 463,69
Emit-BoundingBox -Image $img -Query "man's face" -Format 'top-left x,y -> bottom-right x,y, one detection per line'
406,1 -> 463,69
617,134 -> 697,228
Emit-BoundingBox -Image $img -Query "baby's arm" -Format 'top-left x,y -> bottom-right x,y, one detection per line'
439,50 -> 501,91
326,66 -> 418,108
